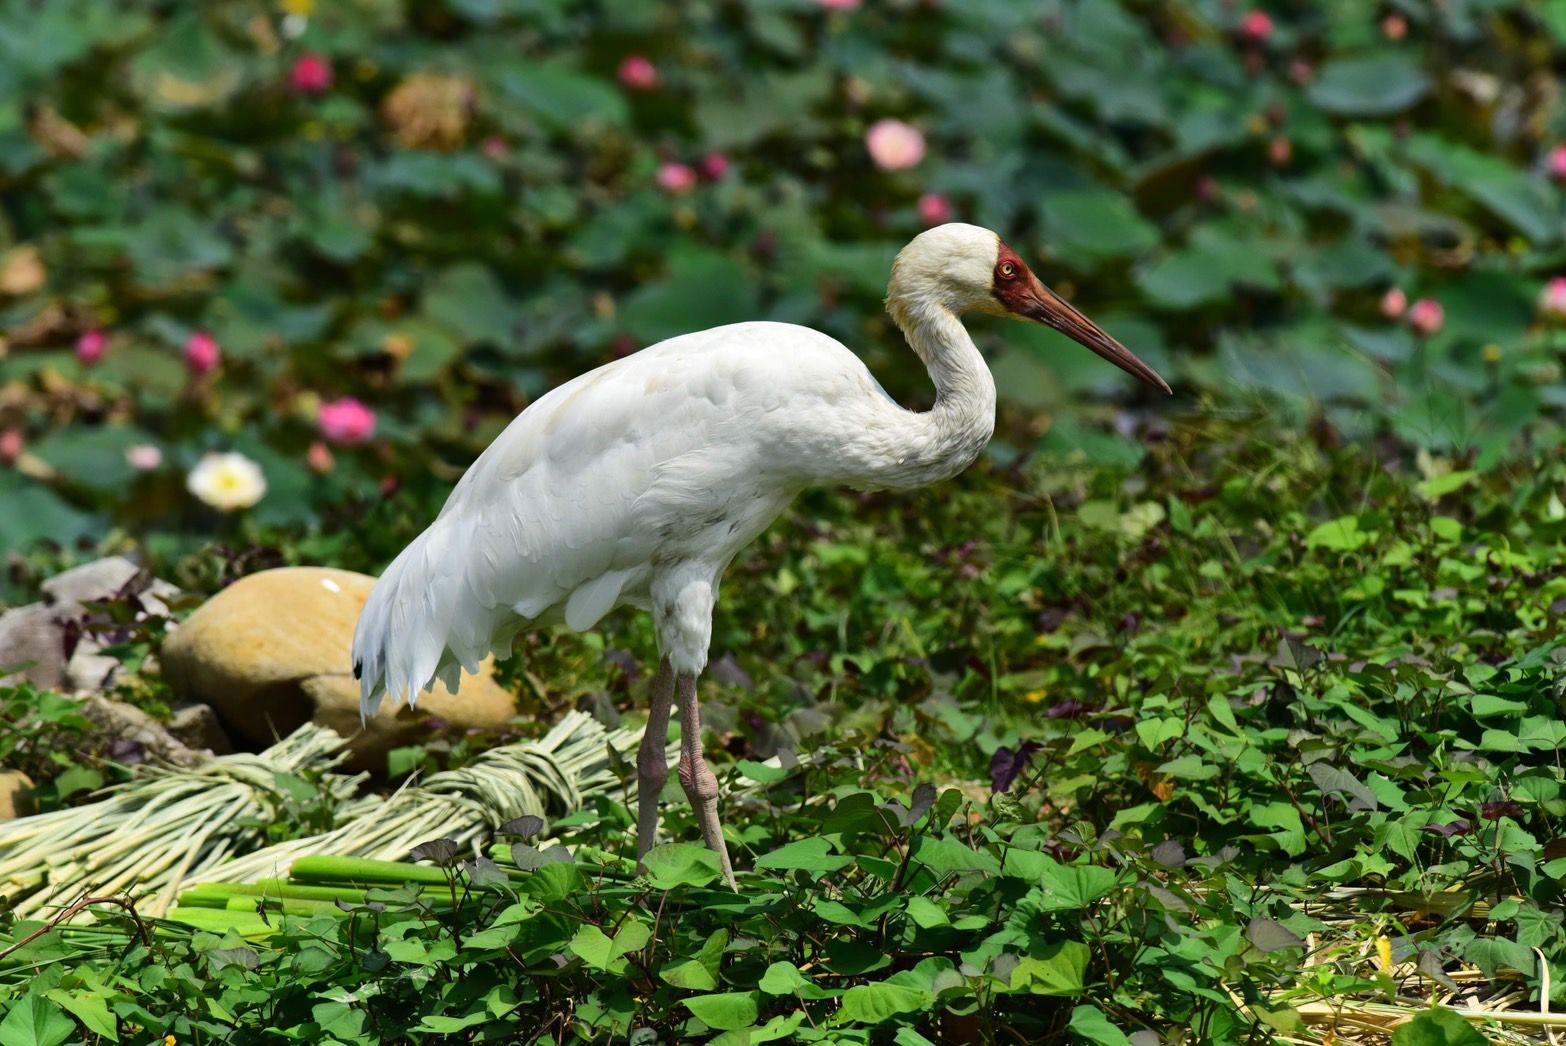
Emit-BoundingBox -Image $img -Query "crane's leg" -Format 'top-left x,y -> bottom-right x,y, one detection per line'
675,671 -> 737,890
636,658 -> 675,863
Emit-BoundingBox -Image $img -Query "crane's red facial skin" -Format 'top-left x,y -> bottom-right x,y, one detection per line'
992,241 -> 1172,395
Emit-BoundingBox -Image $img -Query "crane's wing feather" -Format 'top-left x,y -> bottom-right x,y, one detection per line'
351,322 -> 861,716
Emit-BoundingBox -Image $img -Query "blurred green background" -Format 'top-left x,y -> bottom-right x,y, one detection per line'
2,0 -> 1565,572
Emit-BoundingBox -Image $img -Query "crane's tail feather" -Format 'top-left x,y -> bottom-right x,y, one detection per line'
352,520 -> 495,722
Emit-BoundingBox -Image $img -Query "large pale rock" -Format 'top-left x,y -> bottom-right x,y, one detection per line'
160,567 -> 516,769
0,770 -> 35,820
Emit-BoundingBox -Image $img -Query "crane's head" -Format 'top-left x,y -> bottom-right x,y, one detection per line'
889,223 -> 1171,395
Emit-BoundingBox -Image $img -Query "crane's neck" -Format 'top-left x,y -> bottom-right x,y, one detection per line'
868,293 -> 997,489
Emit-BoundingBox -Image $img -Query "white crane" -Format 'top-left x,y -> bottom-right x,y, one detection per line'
353,223 -> 1169,888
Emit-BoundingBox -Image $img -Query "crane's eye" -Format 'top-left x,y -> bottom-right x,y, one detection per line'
998,262 -> 1016,279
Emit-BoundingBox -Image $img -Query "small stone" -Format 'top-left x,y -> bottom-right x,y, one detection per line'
0,604 -> 68,690
0,770 -> 35,820
160,567 -> 516,771
169,703 -> 234,756
64,651 -> 120,693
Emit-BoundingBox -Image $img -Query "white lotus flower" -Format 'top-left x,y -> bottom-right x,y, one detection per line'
187,452 -> 266,511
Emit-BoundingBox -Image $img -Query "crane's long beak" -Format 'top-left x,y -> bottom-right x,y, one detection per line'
1020,279 -> 1172,395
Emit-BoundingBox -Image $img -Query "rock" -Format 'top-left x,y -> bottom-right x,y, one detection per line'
0,556 -> 181,695
80,696 -> 208,768
41,555 -> 177,615
64,651 -> 120,694
0,770 -> 35,820
160,567 -> 517,770
168,703 -> 234,756
0,604 -> 68,690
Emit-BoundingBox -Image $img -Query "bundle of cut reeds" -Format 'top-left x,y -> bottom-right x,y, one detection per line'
0,725 -> 367,919
183,710 -> 645,892
2,710 -> 650,919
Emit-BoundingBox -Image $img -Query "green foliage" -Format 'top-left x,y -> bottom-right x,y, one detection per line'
5,1 -> 1566,1041
2,0 -> 1566,549
0,684 -> 97,810
3,415 -> 1563,1040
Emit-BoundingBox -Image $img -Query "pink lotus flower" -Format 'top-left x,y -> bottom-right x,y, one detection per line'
481,136 -> 508,160
1539,277 -> 1566,320
1239,9 -> 1273,40
617,55 -> 659,92
1548,145 -> 1566,183
815,0 -> 861,8
306,440 -> 334,473
317,397 -> 376,445
76,329 -> 106,366
125,443 -> 162,471
289,52 -> 332,94
1267,136 -> 1291,167
917,192 -> 951,226
0,428 -> 21,466
1381,12 -> 1407,40
699,152 -> 730,180
1408,298 -> 1444,336
656,162 -> 697,194
1380,287 -> 1407,319
184,331 -> 220,375
865,119 -> 925,171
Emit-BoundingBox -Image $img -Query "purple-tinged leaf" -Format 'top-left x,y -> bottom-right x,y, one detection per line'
411,838 -> 460,865
1422,820 -> 1473,838
989,741 -> 1041,793
501,814 -> 546,839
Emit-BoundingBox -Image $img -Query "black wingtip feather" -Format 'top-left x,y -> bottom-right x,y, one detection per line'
353,660 -> 362,680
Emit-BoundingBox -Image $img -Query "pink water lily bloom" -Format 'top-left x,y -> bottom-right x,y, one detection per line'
1380,288 -> 1407,319
1539,277 -> 1566,320
656,162 -> 697,194
306,440 -> 335,473
1239,10 -> 1273,40
1549,145 -> 1566,183
917,192 -> 951,226
0,428 -> 21,465
700,152 -> 730,181
185,331 -> 220,375
125,443 -> 162,471
865,119 -> 925,171
289,52 -> 332,94
1408,298 -> 1444,336
617,55 -> 659,92
317,397 -> 376,445
76,329 -> 106,365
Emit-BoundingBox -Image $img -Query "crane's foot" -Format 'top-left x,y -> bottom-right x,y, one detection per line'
673,669 -> 738,890
679,754 -> 737,891
635,659 -> 676,869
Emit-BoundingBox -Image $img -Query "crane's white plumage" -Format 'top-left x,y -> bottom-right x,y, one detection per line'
356,320 -> 892,710
351,223 -> 1168,886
